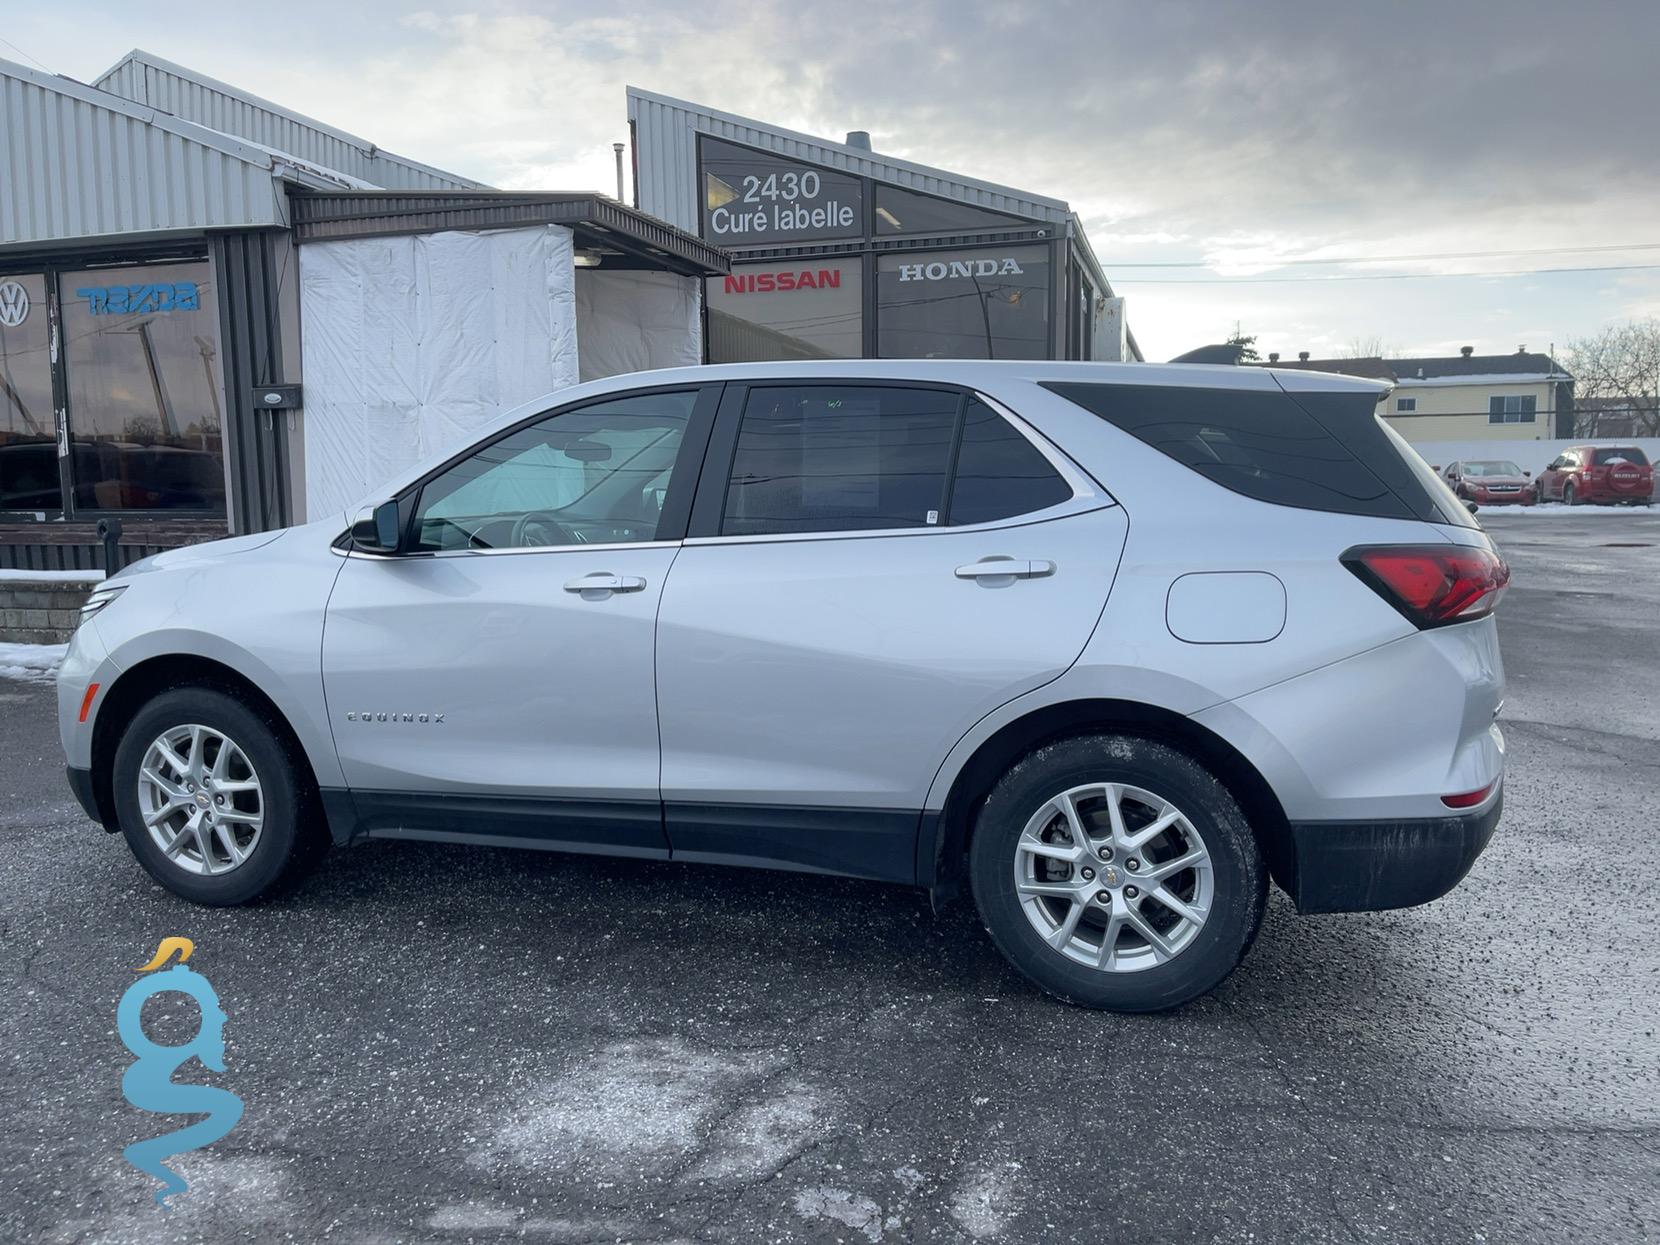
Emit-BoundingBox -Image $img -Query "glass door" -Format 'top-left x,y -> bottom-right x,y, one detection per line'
0,273 -> 62,513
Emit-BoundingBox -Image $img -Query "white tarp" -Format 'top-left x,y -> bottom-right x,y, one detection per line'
574,269 -> 701,382
299,225 -> 578,519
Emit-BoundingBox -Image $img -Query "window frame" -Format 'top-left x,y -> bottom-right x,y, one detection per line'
1487,394 -> 1537,424
1394,396 -> 1417,412
343,382 -> 723,559
684,380 -> 1103,545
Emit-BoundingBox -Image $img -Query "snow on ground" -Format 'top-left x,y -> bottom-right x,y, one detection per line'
0,642 -> 66,682
1483,503 -> 1654,517
0,567 -> 103,581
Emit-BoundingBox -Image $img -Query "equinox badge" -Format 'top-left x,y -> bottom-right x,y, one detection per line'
345,712 -> 445,723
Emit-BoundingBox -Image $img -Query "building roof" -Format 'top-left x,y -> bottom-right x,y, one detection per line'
94,50 -> 484,193
288,190 -> 730,277
0,55 -> 357,249
1261,350 -> 1570,385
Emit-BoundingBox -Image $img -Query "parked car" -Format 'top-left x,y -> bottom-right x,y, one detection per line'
1534,445 -> 1654,505
1441,460 -> 1535,506
57,362 -> 1508,1012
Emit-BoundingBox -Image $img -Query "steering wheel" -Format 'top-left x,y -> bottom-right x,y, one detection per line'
509,510 -> 580,548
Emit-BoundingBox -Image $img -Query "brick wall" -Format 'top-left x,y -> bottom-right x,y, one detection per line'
0,580 -> 97,644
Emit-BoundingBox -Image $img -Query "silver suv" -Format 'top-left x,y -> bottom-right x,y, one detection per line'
58,362 -> 1508,1011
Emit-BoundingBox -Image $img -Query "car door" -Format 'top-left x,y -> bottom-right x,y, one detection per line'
653,381 -> 1128,883
321,384 -> 718,855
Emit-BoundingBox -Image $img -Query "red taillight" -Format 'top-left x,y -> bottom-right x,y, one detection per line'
1442,781 -> 1497,809
1343,545 -> 1510,628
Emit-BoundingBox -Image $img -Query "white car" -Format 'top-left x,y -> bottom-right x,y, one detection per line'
59,361 -> 1508,1011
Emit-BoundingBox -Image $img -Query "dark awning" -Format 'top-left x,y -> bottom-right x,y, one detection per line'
288,190 -> 730,277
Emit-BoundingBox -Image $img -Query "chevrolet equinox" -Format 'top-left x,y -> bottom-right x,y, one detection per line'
59,361 -> 1508,1011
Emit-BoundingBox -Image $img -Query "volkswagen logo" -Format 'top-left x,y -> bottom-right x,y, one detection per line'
0,280 -> 29,329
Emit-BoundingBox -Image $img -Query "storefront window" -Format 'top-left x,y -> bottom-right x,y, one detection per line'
706,259 -> 863,362
0,274 -> 61,511
876,245 -> 1050,359
700,137 -> 864,247
873,184 -> 1030,236
61,261 -> 225,512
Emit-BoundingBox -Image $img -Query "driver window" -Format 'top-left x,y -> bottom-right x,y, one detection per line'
412,391 -> 696,552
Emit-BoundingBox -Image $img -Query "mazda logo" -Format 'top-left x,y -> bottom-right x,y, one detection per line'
0,280 -> 29,329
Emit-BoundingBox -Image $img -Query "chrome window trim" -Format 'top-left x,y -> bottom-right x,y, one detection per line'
334,538 -> 683,561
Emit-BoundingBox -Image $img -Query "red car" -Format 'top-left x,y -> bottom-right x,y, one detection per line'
1534,445 -> 1654,506
1441,459 -> 1536,505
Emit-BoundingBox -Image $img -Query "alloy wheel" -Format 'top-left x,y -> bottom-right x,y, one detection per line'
1012,782 -> 1214,972
137,724 -> 265,875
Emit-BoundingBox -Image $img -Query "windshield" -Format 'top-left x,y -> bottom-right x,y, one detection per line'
1463,461 -> 1524,477
1593,448 -> 1650,466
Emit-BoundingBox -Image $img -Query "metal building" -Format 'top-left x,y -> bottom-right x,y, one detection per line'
0,52 -> 726,569
627,88 -> 1141,367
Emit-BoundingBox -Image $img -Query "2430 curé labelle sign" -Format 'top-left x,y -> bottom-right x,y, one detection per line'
700,137 -> 864,246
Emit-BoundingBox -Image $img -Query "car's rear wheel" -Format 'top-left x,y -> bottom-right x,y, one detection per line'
969,735 -> 1267,1012
113,687 -> 319,905
1564,481 -> 1579,506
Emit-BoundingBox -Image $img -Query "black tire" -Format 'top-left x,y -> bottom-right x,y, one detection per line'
969,735 -> 1267,1012
1564,481 -> 1579,506
112,686 -> 321,905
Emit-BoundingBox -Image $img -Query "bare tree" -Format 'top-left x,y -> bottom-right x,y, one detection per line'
1561,320 -> 1660,436
1338,335 -> 1390,359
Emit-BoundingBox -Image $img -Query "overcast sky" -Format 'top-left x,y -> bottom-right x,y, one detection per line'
9,0 -> 1658,361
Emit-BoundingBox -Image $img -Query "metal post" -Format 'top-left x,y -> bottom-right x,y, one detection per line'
613,143 -> 626,202
97,516 -> 123,575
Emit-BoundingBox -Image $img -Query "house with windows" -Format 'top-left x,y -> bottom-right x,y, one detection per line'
1261,347 -> 1573,442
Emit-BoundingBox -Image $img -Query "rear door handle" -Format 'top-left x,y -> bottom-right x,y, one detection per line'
563,572 -> 647,597
954,556 -> 1056,582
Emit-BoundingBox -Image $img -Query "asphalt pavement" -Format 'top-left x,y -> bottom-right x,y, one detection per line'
2,511 -> 1657,1244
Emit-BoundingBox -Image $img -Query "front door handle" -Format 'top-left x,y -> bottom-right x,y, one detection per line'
954,556 -> 1056,583
563,572 -> 647,598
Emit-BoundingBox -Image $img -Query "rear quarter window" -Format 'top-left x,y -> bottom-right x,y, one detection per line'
1044,382 -> 1460,522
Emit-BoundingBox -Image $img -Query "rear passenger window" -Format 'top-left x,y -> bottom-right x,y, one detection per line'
722,386 -> 957,536
948,398 -> 1072,524
1045,382 -> 1419,520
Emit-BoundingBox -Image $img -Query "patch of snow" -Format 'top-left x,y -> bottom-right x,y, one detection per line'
0,567 -> 103,582
1481,504 -> 1653,517
428,1202 -> 519,1231
794,1186 -> 885,1242
471,1039 -> 789,1179
688,1079 -> 827,1180
948,1162 -> 1023,1239
0,641 -> 67,682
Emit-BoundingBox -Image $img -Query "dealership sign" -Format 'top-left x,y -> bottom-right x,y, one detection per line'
896,258 -> 1025,282
722,268 -> 844,294
0,280 -> 29,327
74,282 -> 201,316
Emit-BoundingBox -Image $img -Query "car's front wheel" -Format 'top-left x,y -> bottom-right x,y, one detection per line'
970,735 -> 1267,1012
112,687 -> 319,905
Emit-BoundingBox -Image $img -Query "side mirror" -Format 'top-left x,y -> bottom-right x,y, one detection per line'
350,500 -> 402,553
1523,470 -> 1532,478
1463,500 -> 1480,515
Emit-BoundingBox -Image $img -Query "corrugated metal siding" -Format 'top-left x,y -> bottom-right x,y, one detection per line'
211,231 -> 292,533
627,88 -> 1070,232
0,66 -> 283,246
97,53 -> 484,192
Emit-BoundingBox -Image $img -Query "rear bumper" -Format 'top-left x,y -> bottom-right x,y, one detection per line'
1281,790 -> 1502,914
66,765 -> 102,824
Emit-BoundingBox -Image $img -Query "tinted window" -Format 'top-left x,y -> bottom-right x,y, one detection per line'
1593,447 -> 1649,466
699,137 -> 863,246
413,392 -> 695,551
949,398 -> 1071,524
874,184 -> 1032,236
1487,395 -> 1537,424
722,386 -> 958,536
876,246 -> 1049,359
1044,382 -> 1474,525
0,273 -> 60,510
